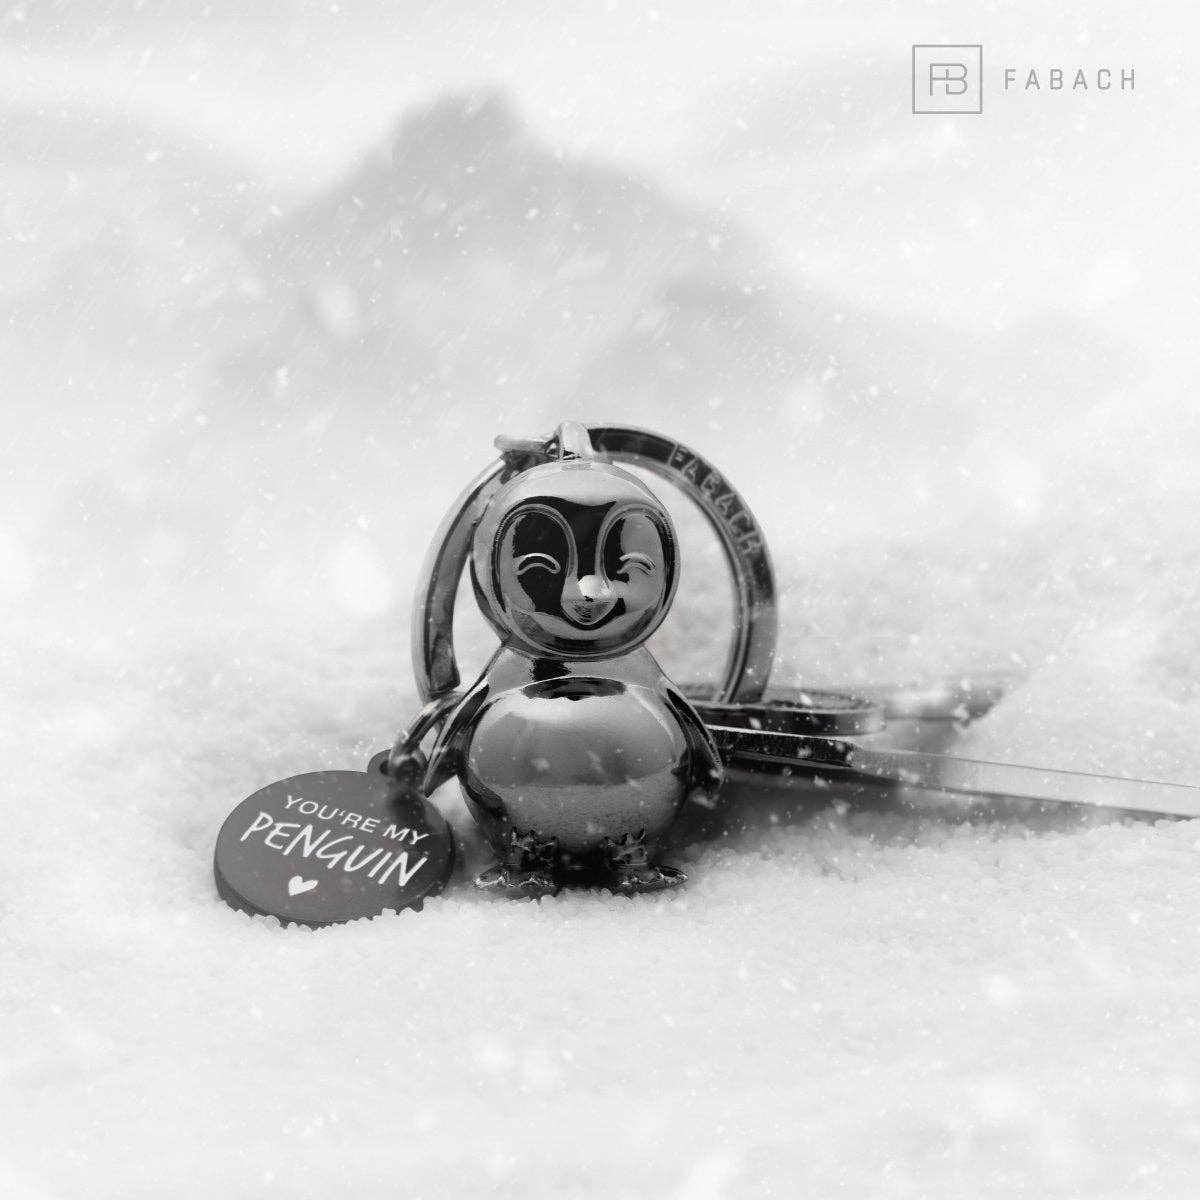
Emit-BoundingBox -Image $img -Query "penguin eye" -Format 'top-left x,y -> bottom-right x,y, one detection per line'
618,552 -> 655,576
515,552 -> 562,577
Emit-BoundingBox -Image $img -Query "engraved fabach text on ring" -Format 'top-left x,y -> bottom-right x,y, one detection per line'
667,443 -> 764,558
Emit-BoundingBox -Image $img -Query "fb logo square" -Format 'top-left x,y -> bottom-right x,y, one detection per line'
912,44 -> 983,113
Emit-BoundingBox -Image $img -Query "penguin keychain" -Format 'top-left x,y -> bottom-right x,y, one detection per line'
417,421 -> 723,897
213,419 -> 832,923
228,419 -> 1172,928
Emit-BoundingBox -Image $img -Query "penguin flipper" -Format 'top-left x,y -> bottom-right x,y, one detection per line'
422,677 -> 491,795
663,682 -> 725,803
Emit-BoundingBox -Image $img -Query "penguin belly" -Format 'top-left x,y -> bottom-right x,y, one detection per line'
462,678 -> 690,854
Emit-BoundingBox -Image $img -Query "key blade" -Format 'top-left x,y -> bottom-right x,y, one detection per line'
848,744 -> 1200,818
707,725 -> 1200,819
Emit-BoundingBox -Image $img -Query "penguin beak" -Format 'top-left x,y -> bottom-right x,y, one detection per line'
565,575 -> 616,626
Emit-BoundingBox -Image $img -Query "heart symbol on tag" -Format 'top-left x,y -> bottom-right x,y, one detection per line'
288,876 -> 318,897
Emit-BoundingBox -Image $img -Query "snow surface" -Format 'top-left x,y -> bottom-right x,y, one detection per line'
4,4 -> 1200,1196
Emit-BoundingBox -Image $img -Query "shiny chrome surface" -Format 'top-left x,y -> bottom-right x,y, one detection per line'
410,457 -> 510,701
470,451 -> 678,660
385,692 -> 462,782
685,687 -> 885,737
419,423 -> 726,895
424,644 -> 723,891
587,425 -> 776,702
463,676 -> 691,854
411,422 -> 777,704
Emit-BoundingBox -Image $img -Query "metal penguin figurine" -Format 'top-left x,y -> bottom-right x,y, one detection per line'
421,422 -> 723,898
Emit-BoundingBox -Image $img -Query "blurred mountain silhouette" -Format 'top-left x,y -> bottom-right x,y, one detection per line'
219,87 -> 784,432
216,87 -> 1132,445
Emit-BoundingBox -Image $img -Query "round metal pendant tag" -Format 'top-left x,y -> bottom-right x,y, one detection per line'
213,754 -> 454,927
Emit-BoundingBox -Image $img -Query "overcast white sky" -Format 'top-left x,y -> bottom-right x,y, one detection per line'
2,0 -> 1192,347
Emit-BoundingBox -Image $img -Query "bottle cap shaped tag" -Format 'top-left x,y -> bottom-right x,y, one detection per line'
214,753 -> 454,927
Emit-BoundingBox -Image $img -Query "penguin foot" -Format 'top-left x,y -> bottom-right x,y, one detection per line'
475,864 -> 560,899
608,864 -> 687,896
600,831 -> 685,894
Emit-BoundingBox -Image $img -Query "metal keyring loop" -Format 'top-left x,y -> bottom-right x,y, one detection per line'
411,423 -> 777,704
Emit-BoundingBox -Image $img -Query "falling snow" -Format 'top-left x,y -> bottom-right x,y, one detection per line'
2,3 -> 1199,1197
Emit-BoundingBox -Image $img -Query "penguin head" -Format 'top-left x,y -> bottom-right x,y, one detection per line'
472,456 -> 678,660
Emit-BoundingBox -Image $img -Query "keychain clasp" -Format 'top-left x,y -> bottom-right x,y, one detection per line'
384,691 -> 463,783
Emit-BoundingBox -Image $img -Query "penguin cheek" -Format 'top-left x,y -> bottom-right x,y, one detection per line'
609,578 -> 639,619
618,572 -> 662,621
556,578 -> 575,618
